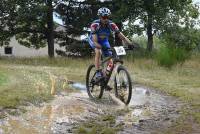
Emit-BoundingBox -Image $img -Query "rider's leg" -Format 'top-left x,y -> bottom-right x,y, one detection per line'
88,37 -> 102,74
95,48 -> 101,70
102,42 -> 113,90
102,42 -> 113,67
94,48 -> 103,80
94,48 -> 103,79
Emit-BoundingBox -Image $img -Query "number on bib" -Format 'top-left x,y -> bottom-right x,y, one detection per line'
114,46 -> 126,56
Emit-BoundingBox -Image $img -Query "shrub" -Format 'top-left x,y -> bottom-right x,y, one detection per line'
155,45 -> 189,67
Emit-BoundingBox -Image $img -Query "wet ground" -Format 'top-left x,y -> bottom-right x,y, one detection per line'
118,86 -> 182,134
0,83 -> 183,134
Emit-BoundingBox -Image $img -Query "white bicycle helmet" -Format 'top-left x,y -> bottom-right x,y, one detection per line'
97,7 -> 111,16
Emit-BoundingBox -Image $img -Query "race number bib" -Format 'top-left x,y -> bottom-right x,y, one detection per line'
114,46 -> 126,56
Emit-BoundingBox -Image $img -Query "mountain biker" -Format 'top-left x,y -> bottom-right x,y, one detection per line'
88,7 -> 134,81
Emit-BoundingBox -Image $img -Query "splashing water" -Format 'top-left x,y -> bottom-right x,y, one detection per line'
70,83 -> 87,90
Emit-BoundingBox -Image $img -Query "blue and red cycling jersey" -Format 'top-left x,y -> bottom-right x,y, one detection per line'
88,19 -> 120,56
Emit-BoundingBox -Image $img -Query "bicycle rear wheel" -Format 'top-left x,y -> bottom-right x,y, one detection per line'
114,65 -> 132,105
86,64 -> 104,99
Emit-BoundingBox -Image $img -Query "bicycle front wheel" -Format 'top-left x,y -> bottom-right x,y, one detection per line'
114,65 -> 132,105
86,64 -> 104,99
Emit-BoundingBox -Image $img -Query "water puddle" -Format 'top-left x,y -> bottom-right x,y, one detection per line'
69,82 -> 86,91
0,83 -> 182,134
0,91 -> 99,134
117,86 -> 182,134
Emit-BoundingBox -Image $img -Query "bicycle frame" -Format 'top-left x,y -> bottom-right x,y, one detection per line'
100,49 -> 124,87
86,46 -> 133,104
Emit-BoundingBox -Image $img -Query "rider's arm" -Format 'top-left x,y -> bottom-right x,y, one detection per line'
92,34 -> 102,49
110,22 -> 133,46
117,32 -> 132,45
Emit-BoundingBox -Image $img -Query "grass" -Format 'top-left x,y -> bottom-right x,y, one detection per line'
0,71 -> 8,86
74,114 -> 121,134
126,55 -> 200,104
0,57 -> 92,108
0,56 -> 91,68
0,54 -> 199,133
0,65 -> 52,108
125,54 -> 200,133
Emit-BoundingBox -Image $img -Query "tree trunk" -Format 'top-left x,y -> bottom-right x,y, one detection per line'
146,13 -> 153,52
47,0 -> 54,58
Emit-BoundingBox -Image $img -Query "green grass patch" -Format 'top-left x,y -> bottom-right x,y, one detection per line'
0,71 -> 8,86
0,57 -> 90,110
74,114 -> 121,134
0,66 -> 53,108
0,56 -> 91,68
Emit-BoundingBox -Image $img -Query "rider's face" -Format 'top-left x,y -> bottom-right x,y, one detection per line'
100,16 -> 109,24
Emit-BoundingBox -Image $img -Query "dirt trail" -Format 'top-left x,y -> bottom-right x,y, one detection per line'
0,84 -> 183,134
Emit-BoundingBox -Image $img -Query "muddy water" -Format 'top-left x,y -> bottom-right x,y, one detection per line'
0,84 -> 182,134
0,92 -> 102,134
117,86 -> 182,134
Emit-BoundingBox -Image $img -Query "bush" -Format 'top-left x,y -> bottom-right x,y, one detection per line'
161,26 -> 200,51
155,45 -> 189,67
133,36 -> 147,49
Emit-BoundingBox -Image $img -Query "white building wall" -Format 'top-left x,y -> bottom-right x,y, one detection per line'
0,37 -> 65,57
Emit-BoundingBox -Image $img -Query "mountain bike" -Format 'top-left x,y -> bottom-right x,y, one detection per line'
86,46 -> 133,105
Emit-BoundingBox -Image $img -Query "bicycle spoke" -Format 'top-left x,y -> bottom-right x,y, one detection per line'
86,64 -> 104,99
115,66 -> 132,105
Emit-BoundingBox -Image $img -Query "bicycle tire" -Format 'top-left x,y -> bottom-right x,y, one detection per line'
86,64 -> 104,99
114,65 -> 132,105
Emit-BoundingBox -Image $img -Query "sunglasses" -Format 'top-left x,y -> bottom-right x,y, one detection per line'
101,16 -> 109,20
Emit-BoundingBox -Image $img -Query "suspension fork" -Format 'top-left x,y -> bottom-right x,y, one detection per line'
103,61 -> 121,87
111,60 -> 124,86
103,65 -> 114,86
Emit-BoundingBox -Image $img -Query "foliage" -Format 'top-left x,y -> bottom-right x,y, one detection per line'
122,0 -> 199,51
0,0 -> 199,57
161,26 -> 200,51
56,0 -> 200,54
124,0 -> 199,33
56,39 -> 93,57
54,0 -> 118,56
155,44 -> 189,67
0,0 -> 47,48
0,0 -> 68,57
132,36 -> 148,48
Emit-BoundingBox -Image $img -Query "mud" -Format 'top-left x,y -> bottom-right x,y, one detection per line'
117,86 -> 182,134
0,84 -> 183,134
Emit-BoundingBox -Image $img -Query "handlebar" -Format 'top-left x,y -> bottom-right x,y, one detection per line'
101,46 -> 135,64
102,45 -> 135,52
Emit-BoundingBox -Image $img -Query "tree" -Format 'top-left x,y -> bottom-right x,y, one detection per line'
1,0 -> 118,57
54,0 -> 96,56
122,0 -> 199,52
55,0 -> 139,54
0,0 -> 60,57
0,0 -> 16,46
55,0 -> 120,56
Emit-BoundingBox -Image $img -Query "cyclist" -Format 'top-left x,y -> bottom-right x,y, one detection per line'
88,7 -> 134,81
